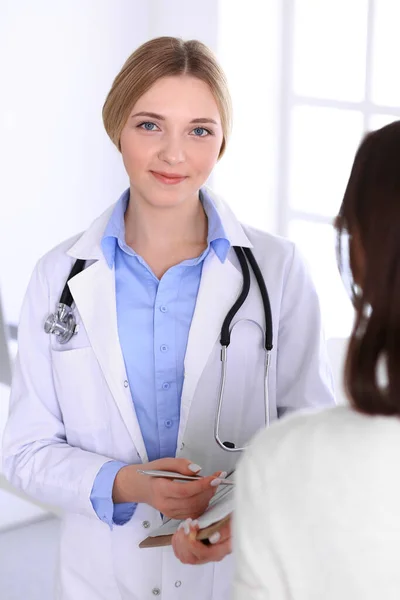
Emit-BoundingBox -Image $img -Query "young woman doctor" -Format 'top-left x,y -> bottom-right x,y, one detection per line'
3,37 -> 334,600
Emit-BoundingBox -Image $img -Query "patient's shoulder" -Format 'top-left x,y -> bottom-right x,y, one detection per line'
245,405 -> 400,477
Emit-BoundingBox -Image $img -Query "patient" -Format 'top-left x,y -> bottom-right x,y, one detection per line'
233,121 -> 400,600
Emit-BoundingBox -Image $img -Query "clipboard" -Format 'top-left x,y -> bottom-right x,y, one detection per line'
139,515 -> 231,548
139,475 -> 234,549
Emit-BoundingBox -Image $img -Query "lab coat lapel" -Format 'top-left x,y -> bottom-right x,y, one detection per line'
67,259 -> 148,462
177,250 -> 242,446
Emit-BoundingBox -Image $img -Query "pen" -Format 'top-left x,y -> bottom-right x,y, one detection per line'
137,469 -> 234,486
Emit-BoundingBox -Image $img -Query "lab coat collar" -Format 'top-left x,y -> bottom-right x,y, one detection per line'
67,204 -> 115,260
66,188 -> 253,261
203,187 -> 253,249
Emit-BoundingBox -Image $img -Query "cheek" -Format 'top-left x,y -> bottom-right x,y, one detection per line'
190,141 -> 222,175
121,137 -> 150,174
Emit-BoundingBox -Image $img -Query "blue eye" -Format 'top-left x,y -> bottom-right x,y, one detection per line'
139,122 -> 158,131
192,127 -> 210,137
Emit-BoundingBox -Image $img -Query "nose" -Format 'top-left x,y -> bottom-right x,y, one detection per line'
158,135 -> 185,166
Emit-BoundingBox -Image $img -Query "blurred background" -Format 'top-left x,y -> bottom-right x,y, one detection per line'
0,1 -> 399,597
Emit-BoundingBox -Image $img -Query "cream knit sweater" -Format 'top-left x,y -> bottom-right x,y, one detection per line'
234,406 -> 400,600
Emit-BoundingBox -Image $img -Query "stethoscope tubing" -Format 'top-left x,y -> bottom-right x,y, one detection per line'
215,246 -> 273,452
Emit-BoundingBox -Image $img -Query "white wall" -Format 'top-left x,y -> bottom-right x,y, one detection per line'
148,0 -> 219,49
215,0 -> 281,233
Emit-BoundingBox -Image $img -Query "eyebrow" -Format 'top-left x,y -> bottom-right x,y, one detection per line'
130,111 -> 218,125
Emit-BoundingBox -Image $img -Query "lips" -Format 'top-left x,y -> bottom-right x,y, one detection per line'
150,171 -> 188,185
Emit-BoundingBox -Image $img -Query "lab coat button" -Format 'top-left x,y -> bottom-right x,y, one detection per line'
152,588 -> 161,596
175,580 -> 182,588
142,520 -> 151,529
123,380 -> 129,388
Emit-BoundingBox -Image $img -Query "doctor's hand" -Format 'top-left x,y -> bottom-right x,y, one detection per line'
172,515 -> 232,566
113,458 -> 224,521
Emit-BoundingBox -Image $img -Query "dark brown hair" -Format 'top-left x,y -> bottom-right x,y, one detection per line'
336,120 -> 400,416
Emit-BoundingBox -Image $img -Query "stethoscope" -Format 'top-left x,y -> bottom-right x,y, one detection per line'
44,247 -> 273,453
44,258 -> 86,343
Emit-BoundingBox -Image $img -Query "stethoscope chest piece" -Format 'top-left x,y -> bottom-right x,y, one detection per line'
44,303 -> 78,344
44,258 -> 86,344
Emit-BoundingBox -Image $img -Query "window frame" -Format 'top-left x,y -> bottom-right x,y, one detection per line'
276,0 -> 400,236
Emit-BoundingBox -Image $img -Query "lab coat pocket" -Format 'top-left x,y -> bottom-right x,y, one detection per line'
51,346 -> 110,438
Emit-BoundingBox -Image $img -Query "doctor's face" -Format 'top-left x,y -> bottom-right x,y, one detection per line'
119,75 -> 224,208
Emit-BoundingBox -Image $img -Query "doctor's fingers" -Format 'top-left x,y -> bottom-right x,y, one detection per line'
162,472 -> 223,500
163,493 -> 215,520
211,518 -> 232,544
187,533 -> 232,564
196,537 -> 232,564
172,528 -> 232,566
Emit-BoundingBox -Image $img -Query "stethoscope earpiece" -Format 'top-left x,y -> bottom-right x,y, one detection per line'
223,441 -> 236,449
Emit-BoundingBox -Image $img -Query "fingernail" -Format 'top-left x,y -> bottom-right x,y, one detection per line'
220,471 -> 227,479
191,519 -> 199,527
209,532 -> 221,544
211,478 -> 222,487
183,518 -> 192,535
188,463 -> 202,473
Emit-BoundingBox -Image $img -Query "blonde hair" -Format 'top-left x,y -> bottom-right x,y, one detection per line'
102,37 -> 232,158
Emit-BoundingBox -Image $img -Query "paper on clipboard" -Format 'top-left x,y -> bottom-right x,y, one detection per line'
139,476 -> 234,548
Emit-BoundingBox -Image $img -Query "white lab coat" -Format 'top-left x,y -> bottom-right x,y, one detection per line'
2,190 -> 334,600
233,406 -> 400,600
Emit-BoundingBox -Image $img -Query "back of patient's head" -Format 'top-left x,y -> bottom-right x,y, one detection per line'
336,120 -> 400,417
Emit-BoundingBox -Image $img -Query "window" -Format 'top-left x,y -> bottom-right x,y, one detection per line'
279,0 -> 400,338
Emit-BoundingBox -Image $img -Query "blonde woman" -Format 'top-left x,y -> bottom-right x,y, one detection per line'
3,37 -> 334,599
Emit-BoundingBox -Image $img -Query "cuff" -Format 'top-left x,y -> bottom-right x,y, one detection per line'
90,460 -> 137,528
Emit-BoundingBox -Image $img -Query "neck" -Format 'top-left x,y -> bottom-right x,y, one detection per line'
124,188 -> 208,251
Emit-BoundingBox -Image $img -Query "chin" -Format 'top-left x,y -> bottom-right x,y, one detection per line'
144,182 -> 200,208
